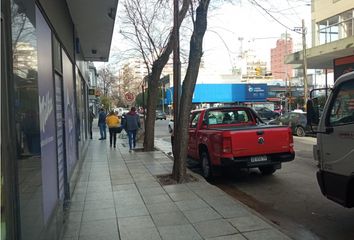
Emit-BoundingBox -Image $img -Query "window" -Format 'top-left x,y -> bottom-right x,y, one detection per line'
190,112 -> 201,128
207,109 -> 250,125
328,80 -> 354,126
317,9 -> 354,45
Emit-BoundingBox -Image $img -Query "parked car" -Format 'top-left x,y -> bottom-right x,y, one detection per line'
253,107 -> 280,120
187,106 -> 294,179
268,111 -> 309,137
156,110 -> 167,120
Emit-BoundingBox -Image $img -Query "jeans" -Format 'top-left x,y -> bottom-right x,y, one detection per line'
127,130 -> 137,150
98,123 -> 106,139
108,128 -> 117,147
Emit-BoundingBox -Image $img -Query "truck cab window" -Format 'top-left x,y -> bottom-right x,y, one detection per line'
329,81 -> 354,126
190,112 -> 201,128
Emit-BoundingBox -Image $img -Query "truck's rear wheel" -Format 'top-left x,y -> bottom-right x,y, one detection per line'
201,151 -> 213,180
259,165 -> 276,175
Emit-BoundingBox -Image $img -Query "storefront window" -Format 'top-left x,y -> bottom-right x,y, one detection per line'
11,0 -> 44,239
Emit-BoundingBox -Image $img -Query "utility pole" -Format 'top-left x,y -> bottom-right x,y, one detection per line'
284,31 -> 289,112
302,19 -> 308,109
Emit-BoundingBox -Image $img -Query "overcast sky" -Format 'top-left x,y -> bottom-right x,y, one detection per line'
99,0 -> 311,73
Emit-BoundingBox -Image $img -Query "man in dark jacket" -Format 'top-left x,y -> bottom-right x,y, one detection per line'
98,108 -> 106,140
124,107 -> 140,151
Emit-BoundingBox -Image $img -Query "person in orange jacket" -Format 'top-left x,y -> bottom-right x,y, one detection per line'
106,110 -> 121,148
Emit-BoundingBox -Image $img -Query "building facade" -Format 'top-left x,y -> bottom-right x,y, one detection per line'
286,0 -> 354,79
1,0 -> 117,239
271,34 -> 294,80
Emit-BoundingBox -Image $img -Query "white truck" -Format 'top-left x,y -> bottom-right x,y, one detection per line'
307,71 -> 354,207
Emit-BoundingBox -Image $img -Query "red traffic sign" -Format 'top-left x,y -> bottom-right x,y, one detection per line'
125,92 -> 135,102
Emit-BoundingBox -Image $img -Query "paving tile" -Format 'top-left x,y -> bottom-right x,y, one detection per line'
158,224 -> 202,240
79,219 -> 118,237
116,205 -> 149,218
113,190 -> 141,199
68,201 -> 85,212
66,211 -> 83,223
85,192 -> 114,201
151,211 -> 189,227
84,199 -> 114,210
175,199 -> 209,211
70,193 -> 86,202
62,222 -> 80,238
114,195 -> 145,207
111,178 -> 135,185
193,219 -> 238,238
228,215 -> 271,232
79,233 -> 120,240
118,215 -> 155,229
205,234 -> 247,240
147,202 -> 179,214
213,205 -> 250,219
163,184 -> 189,194
86,185 -> 112,193
183,207 -> 222,223
168,191 -> 199,202
143,194 -> 172,205
82,208 -> 117,222
120,227 -> 161,240
242,229 -> 292,240
112,184 -> 138,192
139,186 -> 166,197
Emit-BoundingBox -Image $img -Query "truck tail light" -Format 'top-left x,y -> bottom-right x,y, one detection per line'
288,127 -> 294,148
223,137 -> 232,153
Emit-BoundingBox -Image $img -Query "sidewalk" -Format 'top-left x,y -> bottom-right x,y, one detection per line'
62,127 -> 292,240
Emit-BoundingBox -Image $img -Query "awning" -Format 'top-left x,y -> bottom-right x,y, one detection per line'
66,0 -> 118,61
285,36 -> 354,69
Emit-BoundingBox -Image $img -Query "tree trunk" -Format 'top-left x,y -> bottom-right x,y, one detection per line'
172,0 -> 210,183
143,0 -> 190,152
143,67 -> 162,151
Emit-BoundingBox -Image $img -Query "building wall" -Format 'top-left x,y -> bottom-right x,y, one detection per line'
38,0 -> 75,60
312,0 -> 354,46
271,36 -> 293,80
4,0 -> 93,239
312,0 -> 353,22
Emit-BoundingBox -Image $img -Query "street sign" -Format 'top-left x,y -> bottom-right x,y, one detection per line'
125,92 -> 135,102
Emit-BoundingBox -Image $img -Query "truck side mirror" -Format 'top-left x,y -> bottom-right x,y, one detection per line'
306,99 -> 320,126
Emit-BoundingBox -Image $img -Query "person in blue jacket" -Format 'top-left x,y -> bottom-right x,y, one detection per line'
124,107 -> 140,151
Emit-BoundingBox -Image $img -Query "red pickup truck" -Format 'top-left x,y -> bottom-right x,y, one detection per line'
188,106 -> 295,179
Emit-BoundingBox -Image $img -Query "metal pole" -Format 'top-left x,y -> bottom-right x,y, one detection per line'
173,0 -> 180,146
302,19 -> 308,110
162,82 -> 165,113
325,69 -> 328,99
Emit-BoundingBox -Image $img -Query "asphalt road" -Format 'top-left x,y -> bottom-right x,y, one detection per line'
154,120 -> 354,240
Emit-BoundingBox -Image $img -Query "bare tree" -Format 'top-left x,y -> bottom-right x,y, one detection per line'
120,0 -> 190,151
97,67 -> 117,110
117,64 -> 141,106
172,0 -> 211,182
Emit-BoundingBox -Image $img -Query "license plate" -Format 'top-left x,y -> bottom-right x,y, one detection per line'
251,155 -> 268,162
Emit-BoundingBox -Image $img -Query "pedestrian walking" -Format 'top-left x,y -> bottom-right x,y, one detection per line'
106,110 -> 121,148
89,107 -> 95,139
124,107 -> 140,151
98,108 -> 107,140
